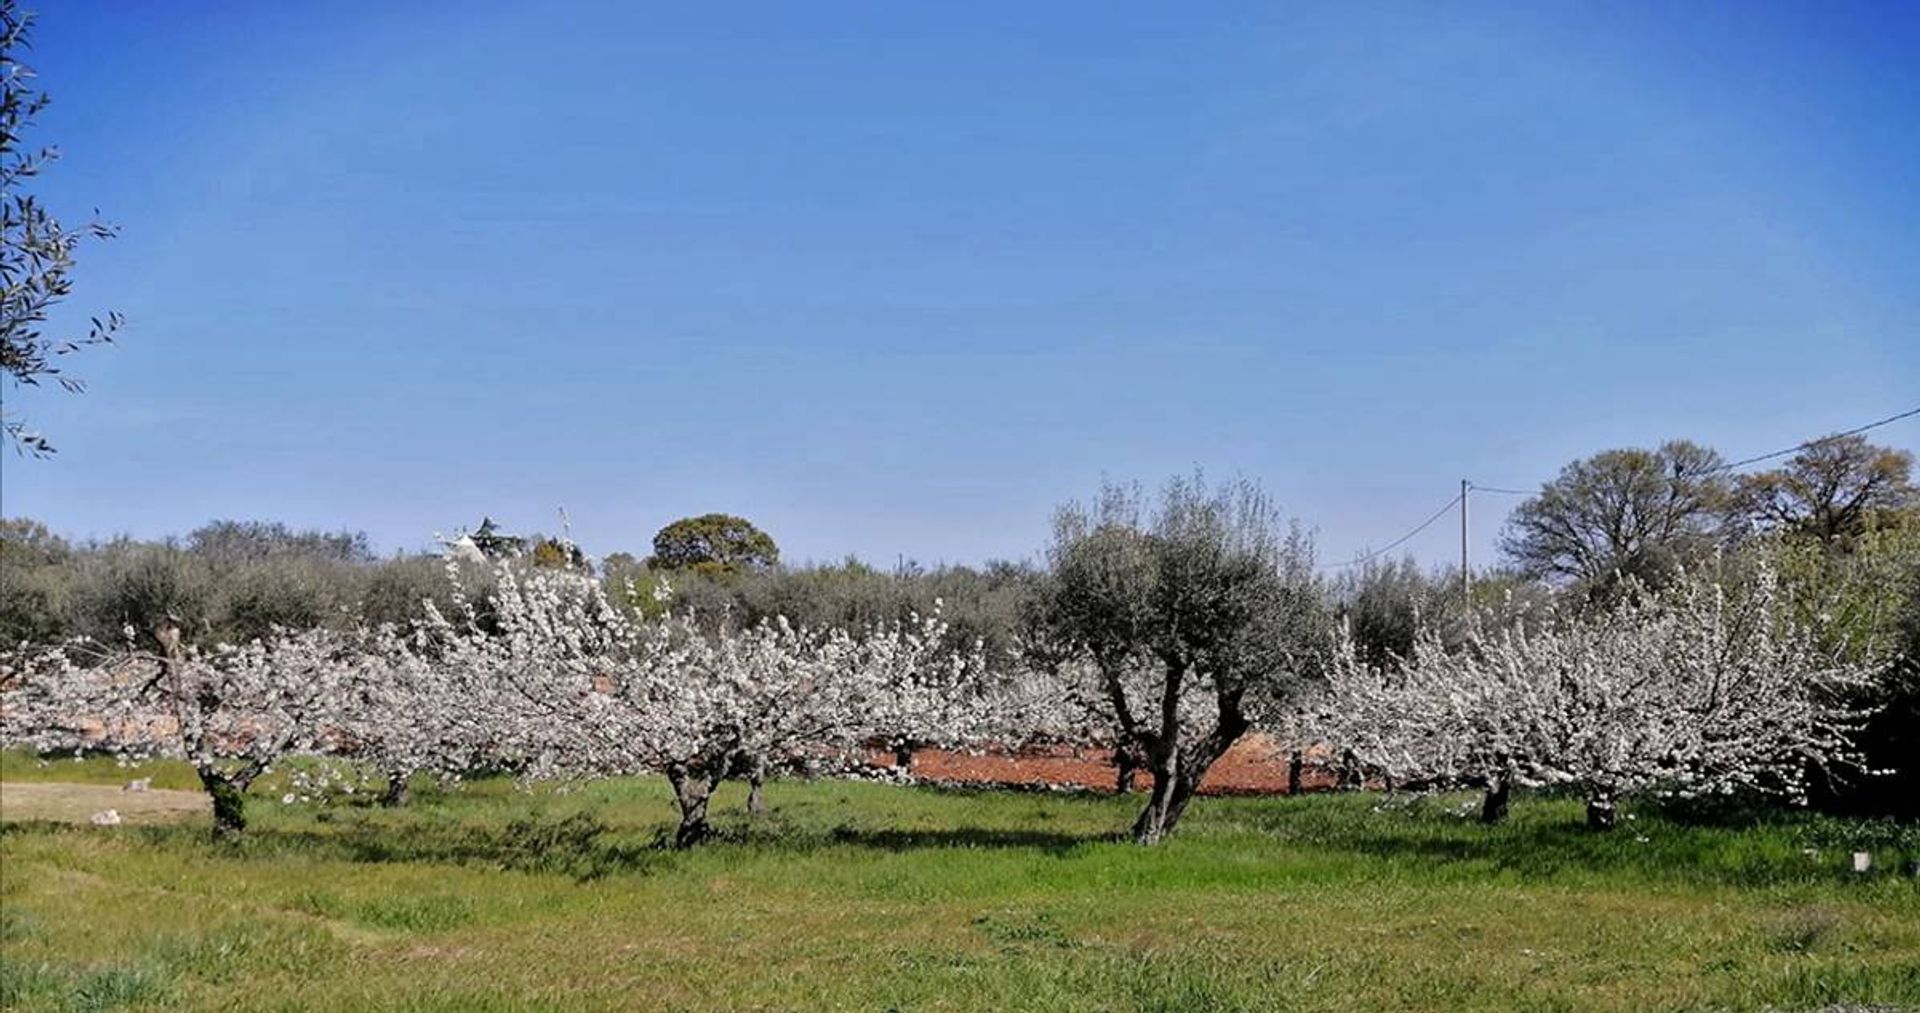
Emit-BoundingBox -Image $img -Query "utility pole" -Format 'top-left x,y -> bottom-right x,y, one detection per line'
1460,479 -> 1471,605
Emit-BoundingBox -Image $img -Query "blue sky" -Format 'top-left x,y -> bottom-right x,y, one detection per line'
4,1 -> 1916,568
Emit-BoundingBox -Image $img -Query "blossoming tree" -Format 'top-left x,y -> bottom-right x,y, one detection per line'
1,624 -> 380,836
392,563 -> 998,846
1314,561 -> 1876,828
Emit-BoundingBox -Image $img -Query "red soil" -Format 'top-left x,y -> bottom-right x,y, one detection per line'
878,734 -> 1333,795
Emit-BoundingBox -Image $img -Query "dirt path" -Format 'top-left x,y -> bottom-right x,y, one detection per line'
0,781 -> 210,825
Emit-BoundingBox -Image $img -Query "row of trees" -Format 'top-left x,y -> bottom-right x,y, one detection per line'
5,461 -> 1904,845
0,517 -> 456,648
1,558 -> 1001,845
1314,560 -> 1874,829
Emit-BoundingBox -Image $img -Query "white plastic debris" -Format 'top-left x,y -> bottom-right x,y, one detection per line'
89,809 -> 123,827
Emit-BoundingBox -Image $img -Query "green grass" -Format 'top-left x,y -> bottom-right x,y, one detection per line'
2,753 -> 1916,1011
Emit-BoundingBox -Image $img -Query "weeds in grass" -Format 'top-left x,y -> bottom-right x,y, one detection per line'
971,910 -> 1077,950
0,906 -> 44,943
0,956 -> 68,1007
288,889 -> 473,932
148,918 -> 341,984
351,895 -> 475,933
1770,905 -> 1847,954
69,962 -> 172,1012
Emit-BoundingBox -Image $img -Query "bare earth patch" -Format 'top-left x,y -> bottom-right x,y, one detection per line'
0,780 -> 210,825
889,734 -> 1335,794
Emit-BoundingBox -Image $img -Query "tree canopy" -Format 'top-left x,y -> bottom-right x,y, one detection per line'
1500,440 -> 1730,589
1028,475 -> 1326,843
649,513 -> 780,575
1735,434 -> 1915,548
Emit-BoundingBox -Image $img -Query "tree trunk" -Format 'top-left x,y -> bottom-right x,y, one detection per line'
1287,751 -> 1304,796
1480,777 -> 1511,825
199,769 -> 249,839
1114,746 -> 1138,794
747,773 -> 766,816
1337,749 -> 1362,792
1481,756 -> 1513,825
1130,717 -> 1247,845
1585,793 -> 1617,831
893,745 -> 913,774
667,766 -> 718,848
1131,763 -> 1188,845
379,770 -> 411,808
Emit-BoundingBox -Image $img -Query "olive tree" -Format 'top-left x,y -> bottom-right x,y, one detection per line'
2,0 -> 122,456
1028,476 -> 1326,844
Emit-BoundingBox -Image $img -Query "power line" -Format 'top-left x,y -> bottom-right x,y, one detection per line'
1324,403 -> 1920,572
1709,405 -> 1920,474
1322,494 -> 1461,570
1474,405 -> 1919,497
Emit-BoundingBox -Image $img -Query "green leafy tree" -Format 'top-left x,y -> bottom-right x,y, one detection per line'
186,520 -> 373,565
1774,520 -> 1920,818
1028,476 -> 1327,844
1333,558 -> 1442,668
2,1 -> 122,456
0,516 -> 70,644
648,513 -> 779,575
528,535 -> 589,572
1501,440 -> 1731,590
1736,435 -> 1916,549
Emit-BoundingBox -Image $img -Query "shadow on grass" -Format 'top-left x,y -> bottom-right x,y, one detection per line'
3,807 -> 1116,879
12,785 -> 1906,890
1216,793 -> 1910,889
0,812 -> 677,882
823,825 -> 1112,855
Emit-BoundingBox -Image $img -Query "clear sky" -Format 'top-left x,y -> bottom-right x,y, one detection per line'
3,1 -> 1916,569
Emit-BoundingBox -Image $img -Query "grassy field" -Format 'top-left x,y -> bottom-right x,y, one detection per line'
1,752 -> 1916,1012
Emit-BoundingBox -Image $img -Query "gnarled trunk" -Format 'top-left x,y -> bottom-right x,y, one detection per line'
199,769 -> 252,839
892,745 -> 914,775
666,765 -> 720,848
1130,716 -> 1248,845
1286,751 -> 1304,796
1131,762 -> 1190,845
